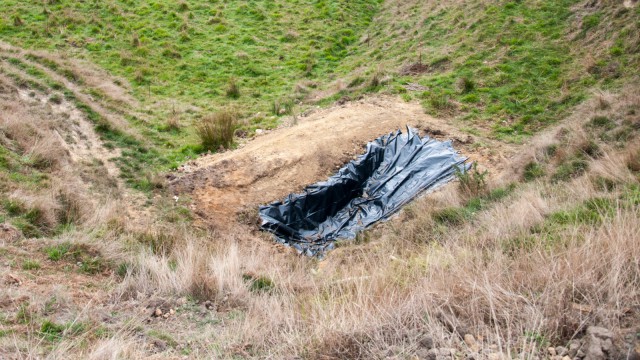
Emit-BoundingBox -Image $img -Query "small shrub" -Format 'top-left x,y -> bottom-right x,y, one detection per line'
22,259 -> 41,270
225,78 -> 240,98
49,94 -> 62,104
627,149 -> 640,173
523,161 -> 545,181
579,140 -> 602,158
456,162 -> 488,198
457,77 -> 475,94
55,190 -> 83,225
196,109 -> 238,151
12,14 -> 23,27
426,93 -> 452,111
165,114 -> 181,131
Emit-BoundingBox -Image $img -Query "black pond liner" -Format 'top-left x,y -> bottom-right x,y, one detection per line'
259,127 -> 469,256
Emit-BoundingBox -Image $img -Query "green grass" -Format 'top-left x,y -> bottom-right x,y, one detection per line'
523,161 -> 545,182
44,242 -> 71,261
39,320 -> 85,342
0,0 -> 381,116
330,1 -> 639,140
22,259 -> 41,270
432,184 -> 516,225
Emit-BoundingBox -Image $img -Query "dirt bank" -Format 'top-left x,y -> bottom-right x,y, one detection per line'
170,95 -> 514,230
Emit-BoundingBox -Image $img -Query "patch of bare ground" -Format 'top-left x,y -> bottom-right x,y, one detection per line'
170,95 -> 514,230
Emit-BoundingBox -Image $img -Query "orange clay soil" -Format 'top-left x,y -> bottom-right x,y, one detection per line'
170,95 -> 515,230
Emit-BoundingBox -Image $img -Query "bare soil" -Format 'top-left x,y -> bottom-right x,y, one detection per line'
170,95 -> 515,230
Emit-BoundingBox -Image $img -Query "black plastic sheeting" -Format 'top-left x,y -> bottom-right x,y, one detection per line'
259,127 -> 468,256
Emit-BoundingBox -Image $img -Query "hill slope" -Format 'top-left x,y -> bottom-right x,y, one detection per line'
0,0 -> 639,359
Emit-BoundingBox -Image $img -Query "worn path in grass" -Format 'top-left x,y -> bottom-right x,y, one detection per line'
170,95 -> 516,230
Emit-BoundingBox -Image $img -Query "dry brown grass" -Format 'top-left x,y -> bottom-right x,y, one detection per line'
196,109 -> 238,151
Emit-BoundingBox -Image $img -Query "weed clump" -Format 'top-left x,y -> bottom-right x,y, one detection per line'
226,78 -> 240,98
523,161 -> 545,182
456,162 -> 488,198
196,109 -> 237,151
552,158 -> 589,182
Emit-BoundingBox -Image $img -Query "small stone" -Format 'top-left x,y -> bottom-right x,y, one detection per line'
556,346 -> 569,357
154,308 -> 162,317
169,308 -> 175,315
152,339 -> 167,351
464,334 -> 477,347
562,356 -> 571,360
549,347 -> 557,356
425,348 -> 438,360
586,326 -> 613,340
419,335 -> 434,349
569,341 -> 582,357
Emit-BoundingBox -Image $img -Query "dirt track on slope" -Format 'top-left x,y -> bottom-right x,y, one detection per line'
170,95 -> 514,230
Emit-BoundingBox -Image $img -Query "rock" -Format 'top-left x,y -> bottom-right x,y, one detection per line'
419,335 -> 434,349
549,347 -> 557,356
153,308 -> 163,317
425,348 -> 438,360
415,348 -> 431,360
464,334 -> 481,353
577,349 -> 586,358
464,334 -> 476,347
587,327 -> 613,340
585,340 -> 605,360
556,346 -> 569,357
583,326 -> 615,360
562,356 -> 571,360
569,341 -> 582,357
152,339 -> 167,351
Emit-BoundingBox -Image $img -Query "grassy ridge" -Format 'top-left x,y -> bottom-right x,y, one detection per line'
0,0 -> 381,113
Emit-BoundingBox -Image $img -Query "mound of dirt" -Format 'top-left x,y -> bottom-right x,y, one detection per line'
170,96 -> 510,230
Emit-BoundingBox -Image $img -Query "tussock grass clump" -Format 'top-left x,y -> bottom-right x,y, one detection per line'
523,161 -> 545,181
225,77 -> 240,98
196,109 -> 238,151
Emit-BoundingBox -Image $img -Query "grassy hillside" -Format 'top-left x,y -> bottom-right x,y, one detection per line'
330,0 -> 640,140
0,0 -> 639,359
1,0 -> 380,113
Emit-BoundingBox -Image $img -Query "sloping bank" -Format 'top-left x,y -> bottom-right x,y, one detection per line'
259,127 -> 468,256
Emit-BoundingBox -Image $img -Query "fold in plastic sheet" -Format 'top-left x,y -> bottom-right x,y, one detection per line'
259,127 -> 468,256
